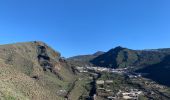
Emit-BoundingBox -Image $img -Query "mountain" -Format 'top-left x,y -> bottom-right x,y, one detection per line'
68,51 -> 104,62
67,51 -> 105,67
0,41 -> 75,100
90,46 -> 169,69
91,46 -> 136,68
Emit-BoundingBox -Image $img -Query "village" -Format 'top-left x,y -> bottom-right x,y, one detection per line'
96,76 -> 143,100
76,66 -> 145,100
75,66 -> 170,100
76,66 -> 128,74
76,66 -> 142,79
96,79 -> 143,100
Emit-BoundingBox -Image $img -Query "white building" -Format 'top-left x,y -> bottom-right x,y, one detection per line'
96,80 -> 104,84
105,80 -> 113,83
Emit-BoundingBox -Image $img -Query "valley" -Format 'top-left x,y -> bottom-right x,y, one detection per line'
74,65 -> 170,100
1,42 -> 170,100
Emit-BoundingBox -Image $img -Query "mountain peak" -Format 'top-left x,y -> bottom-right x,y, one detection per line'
114,46 -> 126,50
108,46 -> 126,53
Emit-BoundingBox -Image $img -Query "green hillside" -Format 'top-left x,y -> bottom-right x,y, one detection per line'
91,46 -> 168,69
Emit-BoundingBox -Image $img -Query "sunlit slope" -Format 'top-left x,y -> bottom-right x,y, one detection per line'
0,41 -> 75,100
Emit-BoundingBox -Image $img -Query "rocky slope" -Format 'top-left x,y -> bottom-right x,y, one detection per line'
0,41 -> 75,100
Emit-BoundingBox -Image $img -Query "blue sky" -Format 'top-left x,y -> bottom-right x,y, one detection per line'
0,0 -> 170,57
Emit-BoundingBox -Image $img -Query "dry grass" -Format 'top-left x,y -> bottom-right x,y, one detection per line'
0,42 -> 75,100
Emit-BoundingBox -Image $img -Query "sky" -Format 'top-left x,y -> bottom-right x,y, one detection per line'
0,0 -> 170,57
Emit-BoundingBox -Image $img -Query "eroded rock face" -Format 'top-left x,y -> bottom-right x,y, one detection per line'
37,45 -> 53,71
34,41 -> 65,80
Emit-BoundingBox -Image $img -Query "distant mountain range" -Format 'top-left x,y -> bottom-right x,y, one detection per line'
67,51 -> 105,67
69,46 -> 170,68
91,46 -> 170,69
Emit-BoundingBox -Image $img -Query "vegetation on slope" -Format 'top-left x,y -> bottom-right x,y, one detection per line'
136,55 -> 170,86
0,41 -> 75,100
91,46 -> 169,68
67,51 -> 104,67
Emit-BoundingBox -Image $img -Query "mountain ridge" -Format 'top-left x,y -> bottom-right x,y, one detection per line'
68,46 -> 170,69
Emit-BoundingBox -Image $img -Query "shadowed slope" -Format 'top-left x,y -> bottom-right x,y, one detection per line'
136,55 -> 170,87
